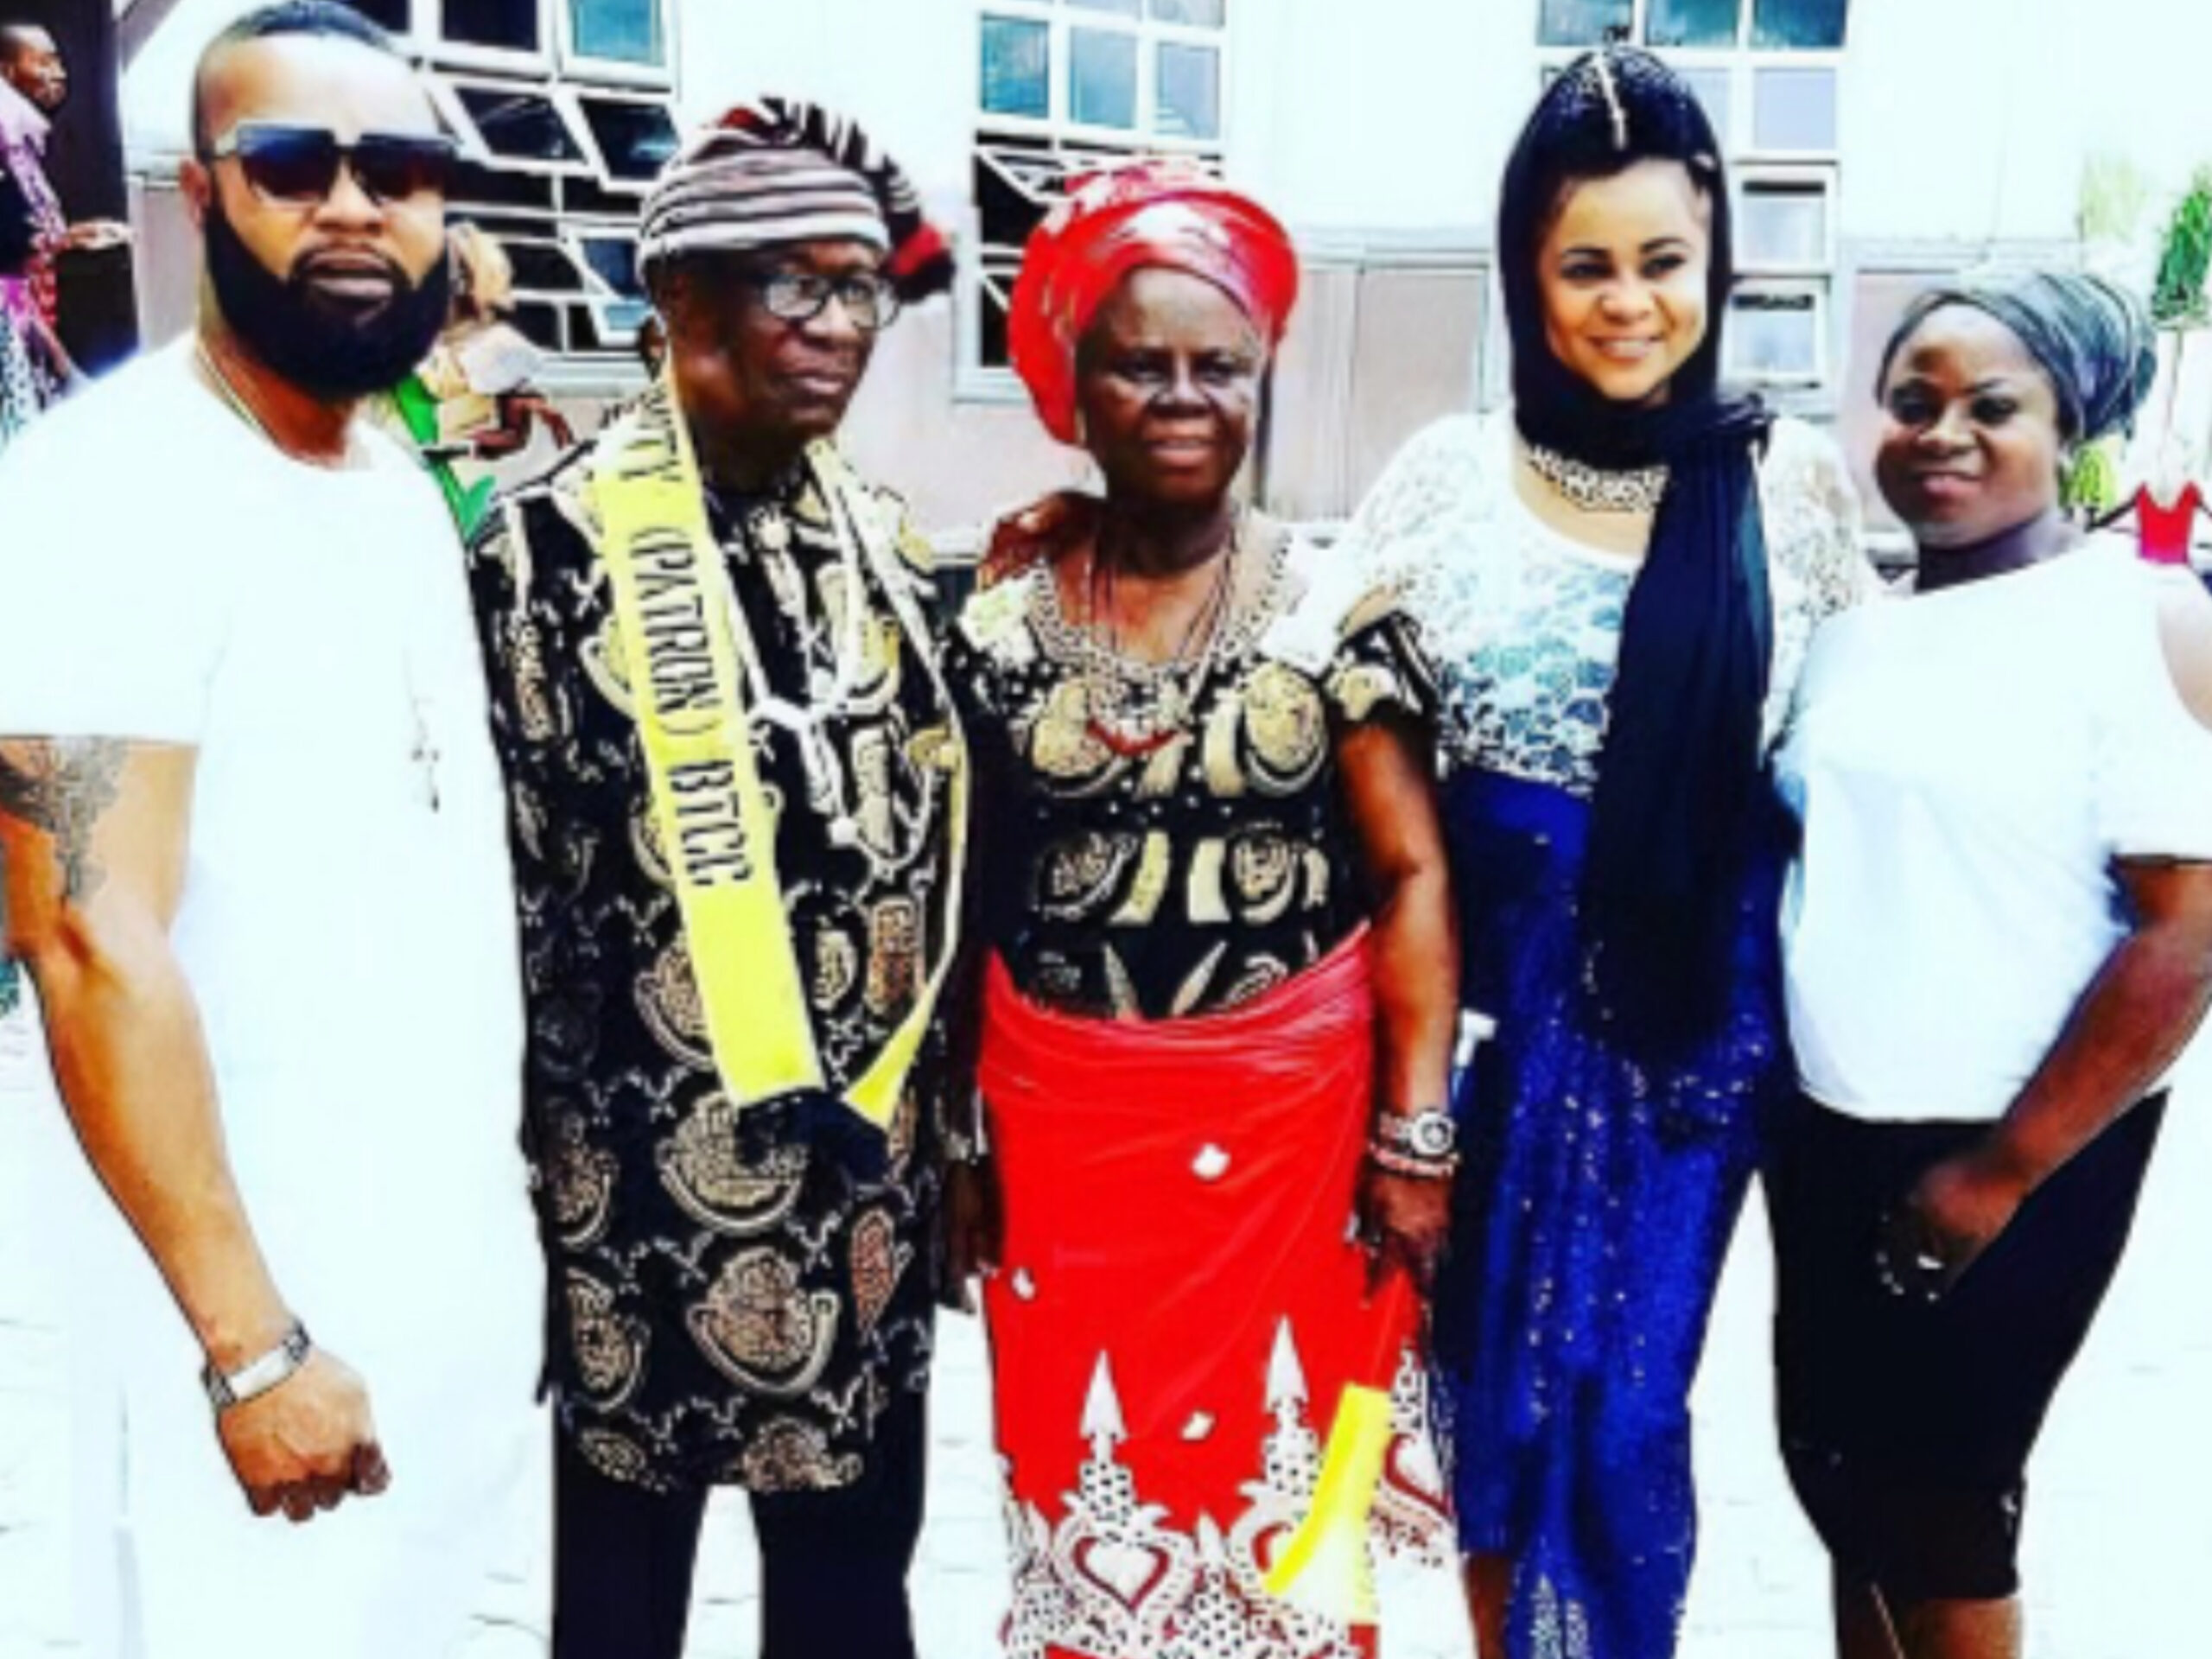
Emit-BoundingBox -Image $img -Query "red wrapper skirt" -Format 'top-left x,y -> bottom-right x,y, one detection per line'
979,931 -> 1448,1659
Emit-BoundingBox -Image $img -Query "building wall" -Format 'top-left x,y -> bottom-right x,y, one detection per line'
113,0 -> 2212,538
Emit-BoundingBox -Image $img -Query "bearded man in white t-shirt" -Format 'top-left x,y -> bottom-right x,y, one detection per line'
0,5 -> 541,1655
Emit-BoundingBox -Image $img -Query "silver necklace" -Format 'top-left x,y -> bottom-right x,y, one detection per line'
1074,517 -> 1243,751
1524,441 -> 1670,515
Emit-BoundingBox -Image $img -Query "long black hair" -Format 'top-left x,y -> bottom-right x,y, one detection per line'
1503,47 -> 1777,1058
1501,48 -> 1739,462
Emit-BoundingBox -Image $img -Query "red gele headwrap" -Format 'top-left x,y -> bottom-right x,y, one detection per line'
1007,162 -> 1300,445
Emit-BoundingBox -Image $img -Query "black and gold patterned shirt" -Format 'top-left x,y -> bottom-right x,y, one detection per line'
946,516 -> 1430,1020
467,442 -> 960,1495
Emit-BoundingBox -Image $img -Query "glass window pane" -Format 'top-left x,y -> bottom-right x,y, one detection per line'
1150,0 -> 1226,23
981,16 -> 1051,118
1729,290 -> 1820,378
579,235 -> 651,337
1752,67 -> 1837,150
1679,65 -> 1732,149
449,160 -> 558,212
1739,184 -> 1828,266
1071,29 -> 1139,130
457,88 -> 583,162
1537,0 -> 1630,46
1156,42 -> 1221,140
1069,0 -> 1142,14
580,235 -> 645,299
578,99 -> 679,183
505,241 -> 590,294
1752,0 -> 1848,48
344,0 -> 410,32
512,300 -> 563,352
442,0 -> 538,52
1646,0 -> 1739,48
569,0 -> 665,65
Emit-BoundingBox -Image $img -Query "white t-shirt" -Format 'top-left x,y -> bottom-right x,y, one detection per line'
1777,538 -> 2212,1123
0,340 -> 542,1653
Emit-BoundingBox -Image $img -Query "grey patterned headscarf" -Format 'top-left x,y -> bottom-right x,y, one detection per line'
1878,270 -> 2158,443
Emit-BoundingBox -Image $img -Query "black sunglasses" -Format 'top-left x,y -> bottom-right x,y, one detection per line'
204,123 -> 458,207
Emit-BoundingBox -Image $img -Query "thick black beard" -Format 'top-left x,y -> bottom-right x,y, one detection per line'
204,202 -> 452,402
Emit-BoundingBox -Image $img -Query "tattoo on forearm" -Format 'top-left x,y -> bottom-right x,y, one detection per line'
0,739 -> 128,901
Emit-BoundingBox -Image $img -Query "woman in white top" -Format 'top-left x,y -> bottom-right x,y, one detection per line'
1345,47 -> 1872,1659
1772,270 -> 2212,1659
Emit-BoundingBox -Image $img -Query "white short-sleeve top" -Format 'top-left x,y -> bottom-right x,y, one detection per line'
1777,539 -> 2212,1122
0,340 -> 542,1405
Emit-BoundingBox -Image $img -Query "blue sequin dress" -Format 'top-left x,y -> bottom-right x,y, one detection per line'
1344,413 -> 1871,1659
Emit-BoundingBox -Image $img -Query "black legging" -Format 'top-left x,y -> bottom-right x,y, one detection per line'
551,1392 -> 928,1659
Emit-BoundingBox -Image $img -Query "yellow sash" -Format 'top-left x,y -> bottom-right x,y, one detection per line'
588,378 -> 966,1131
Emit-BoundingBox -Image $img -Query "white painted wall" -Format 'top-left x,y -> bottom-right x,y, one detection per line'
672,0 -> 976,227
121,0 -> 2212,257
1229,0 -> 1524,241
124,0 -> 278,156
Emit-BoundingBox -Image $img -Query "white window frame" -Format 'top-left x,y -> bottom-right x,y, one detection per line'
1738,60 -> 1846,161
563,223 -> 652,347
428,74 -> 595,180
414,0 -> 682,372
1534,1 -> 1847,159
556,0 -> 679,91
1736,164 -> 1837,276
980,0 -> 1232,149
499,228 -> 646,354
414,0 -> 557,77
1538,0 -> 1847,54
1725,277 -> 1830,388
564,85 -> 683,196
965,1 -> 1231,395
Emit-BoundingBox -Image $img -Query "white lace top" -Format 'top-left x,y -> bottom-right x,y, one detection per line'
1342,411 -> 1875,797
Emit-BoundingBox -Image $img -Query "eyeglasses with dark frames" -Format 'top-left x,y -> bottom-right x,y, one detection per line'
202,123 -> 459,207
734,268 -> 902,334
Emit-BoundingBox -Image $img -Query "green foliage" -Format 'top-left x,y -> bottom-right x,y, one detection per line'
2061,435 -> 2124,516
2152,170 -> 2212,331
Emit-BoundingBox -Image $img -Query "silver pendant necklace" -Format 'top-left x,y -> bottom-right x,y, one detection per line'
1524,440 -> 1670,515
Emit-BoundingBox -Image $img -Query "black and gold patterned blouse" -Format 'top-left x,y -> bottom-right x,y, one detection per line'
466,445 -> 959,1495
946,515 -> 1430,1020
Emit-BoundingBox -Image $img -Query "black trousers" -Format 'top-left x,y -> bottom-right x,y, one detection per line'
1766,1090 -> 2164,1602
551,1393 -> 928,1659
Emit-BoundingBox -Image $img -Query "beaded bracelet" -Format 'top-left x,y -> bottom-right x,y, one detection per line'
1366,1142 -> 1459,1181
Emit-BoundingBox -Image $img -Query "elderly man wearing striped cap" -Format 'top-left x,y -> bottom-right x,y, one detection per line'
463,99 -> 963,1659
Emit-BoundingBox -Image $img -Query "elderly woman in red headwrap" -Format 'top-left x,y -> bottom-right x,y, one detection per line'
941,164 -> 1458,1659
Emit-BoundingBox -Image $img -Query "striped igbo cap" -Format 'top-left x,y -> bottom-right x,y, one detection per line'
638,99 -> 955,302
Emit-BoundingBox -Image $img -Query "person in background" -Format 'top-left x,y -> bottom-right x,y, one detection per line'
1771,270 -> 2212,1659
0,6 -> 541,1656
1342,46 -> 1872,1659
376,219 -> 575,535
0,23 -> 130,407
464,96 -> 961,1659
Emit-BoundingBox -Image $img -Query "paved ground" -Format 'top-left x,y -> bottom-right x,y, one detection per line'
5,994 -> 2209,1658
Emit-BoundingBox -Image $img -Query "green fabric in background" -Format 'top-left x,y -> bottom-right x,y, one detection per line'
391,372 -> 495,541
